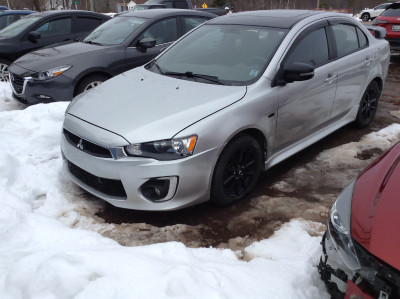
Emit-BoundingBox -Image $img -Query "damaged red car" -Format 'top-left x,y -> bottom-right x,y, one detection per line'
319,142 -> 400,299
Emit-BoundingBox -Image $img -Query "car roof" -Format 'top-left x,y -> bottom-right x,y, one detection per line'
28,10 -> 110,19
0,10 -> 35,15
209,10 -> 324,28
118,8 -> 216,19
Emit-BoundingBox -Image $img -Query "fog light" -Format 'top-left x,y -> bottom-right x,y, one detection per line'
139,177 -> 178,202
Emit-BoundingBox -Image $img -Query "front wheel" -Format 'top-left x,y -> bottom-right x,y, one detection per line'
75,74 -> 109,96
0,59 -> 10,82
210,135 -> 262,206
355,81 -> 380,128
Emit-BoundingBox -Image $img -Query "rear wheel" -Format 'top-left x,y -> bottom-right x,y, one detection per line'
355,81 -> 380,128
75,74 -> 109,96
0,59 -> 10,82
210,135 -> 262,206
361,13 -> 370,22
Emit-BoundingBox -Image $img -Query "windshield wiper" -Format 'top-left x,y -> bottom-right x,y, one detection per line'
164,71 -> 225,85
83,40 -> 103,46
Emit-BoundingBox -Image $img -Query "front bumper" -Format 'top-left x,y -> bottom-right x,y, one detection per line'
61,117 -> 220,211
319,229 -> 399,299
9,72 -> 74,105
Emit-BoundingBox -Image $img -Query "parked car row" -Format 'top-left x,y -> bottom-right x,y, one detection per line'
8,9 -> 215,104
2,7 -> 396,299
0,10 -> 110,81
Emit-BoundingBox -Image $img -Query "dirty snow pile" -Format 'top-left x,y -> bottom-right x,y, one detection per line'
0,80 -> 398,298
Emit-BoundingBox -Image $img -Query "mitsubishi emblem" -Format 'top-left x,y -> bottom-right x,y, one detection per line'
77,138 -> 84,150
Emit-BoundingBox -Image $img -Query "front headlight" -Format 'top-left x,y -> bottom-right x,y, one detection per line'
32,65 -> 71,81
328,179 -> 361,270
125,135 -> 197,161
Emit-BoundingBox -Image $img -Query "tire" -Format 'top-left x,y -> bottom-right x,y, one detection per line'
75,74 -> 109,96
355,81 -> 380,128
361,13 -> 370,22
0,58 -> 10,82
210,135 -> 262,206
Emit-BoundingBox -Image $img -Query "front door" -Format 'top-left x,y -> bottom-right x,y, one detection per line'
20,17 -> 73,56
274,23 -> 338,151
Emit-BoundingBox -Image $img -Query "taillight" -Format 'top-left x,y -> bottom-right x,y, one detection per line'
372,19 -> 388,26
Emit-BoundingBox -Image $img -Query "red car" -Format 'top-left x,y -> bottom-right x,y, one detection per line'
373,2 -> 400,51
319,142 -> 400,299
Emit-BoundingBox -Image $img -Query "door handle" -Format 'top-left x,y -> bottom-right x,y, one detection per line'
324,74 -> 337,82
364,57 -> 373,65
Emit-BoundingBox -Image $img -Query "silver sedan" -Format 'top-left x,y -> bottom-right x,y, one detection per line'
61,10 -> 390,210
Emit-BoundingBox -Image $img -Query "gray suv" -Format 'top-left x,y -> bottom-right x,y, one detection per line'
61,10 -> 390,211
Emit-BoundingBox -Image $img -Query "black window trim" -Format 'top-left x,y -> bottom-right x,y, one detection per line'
327,19 -> 369,59
282,20 -> 332,69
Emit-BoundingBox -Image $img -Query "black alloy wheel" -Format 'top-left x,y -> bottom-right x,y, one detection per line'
211,135 -> 262,206
355,81 -> 380,128
361,13 -> 370,22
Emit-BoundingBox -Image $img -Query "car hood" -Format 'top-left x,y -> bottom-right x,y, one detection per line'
351,142 -> 400,271
12,42 -> 106,72
67,67 -> 247,144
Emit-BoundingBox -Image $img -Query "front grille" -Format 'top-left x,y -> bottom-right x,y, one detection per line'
63,129 -> 112,158
10,72 -> 24,94
68,160 -> 127,198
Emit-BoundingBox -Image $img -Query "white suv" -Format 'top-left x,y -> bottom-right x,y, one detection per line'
360,3 -> 391,21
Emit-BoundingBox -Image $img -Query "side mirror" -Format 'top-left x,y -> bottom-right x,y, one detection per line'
138,37 -> 156,50
28,31 -> 41,43
283,62 -> 314,83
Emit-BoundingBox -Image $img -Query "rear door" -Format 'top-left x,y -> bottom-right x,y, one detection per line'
274,21 -> 337,151
328,21 -> 371,119
20,15 -> 73,55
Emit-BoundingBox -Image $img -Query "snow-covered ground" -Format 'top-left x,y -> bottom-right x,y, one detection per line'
1,81 -> 400,298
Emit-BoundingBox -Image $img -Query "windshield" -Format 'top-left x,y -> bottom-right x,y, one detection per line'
154,24 -> 287,85
84,16 -> 146,46
0,15 -> 40,38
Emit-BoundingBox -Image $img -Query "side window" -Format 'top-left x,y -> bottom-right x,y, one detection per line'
285,27 -> 329,67
35,18 -> 72,37
356,27 -> 368,48
174,1 -> 188,8
332,24 -> 359,57
163,2 -> 174,8
76,17 -> 102,34
182,17 -> 207,34
138,18 -> 177,45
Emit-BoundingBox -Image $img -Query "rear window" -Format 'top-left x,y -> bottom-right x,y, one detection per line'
381,5 -> 400,17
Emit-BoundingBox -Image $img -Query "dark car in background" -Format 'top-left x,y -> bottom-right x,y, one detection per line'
0,10 -> 110,81
130,4 -> 167,10
373,2 -> 400,51
0,10 -> 35,30
8,9 -> 215,105
319,142 -> 400,298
